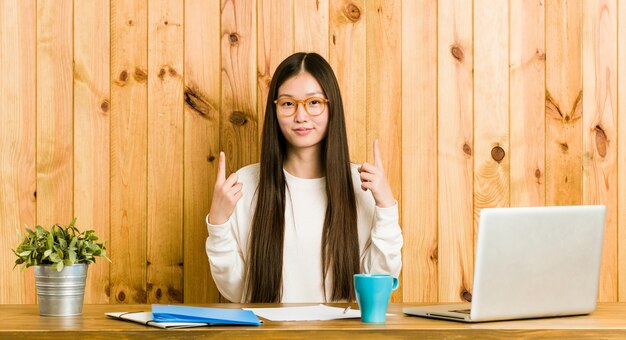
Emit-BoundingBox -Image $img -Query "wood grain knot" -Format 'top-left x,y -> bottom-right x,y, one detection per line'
545,90 -> 563,120
184,86 -> 211,117
100,99 -> 110,112
491,146 -> 505,163
229,33 -> 240,45
158,68 -> 166,80
230,111 -> 248,126
344,3 -> 361,22
155,288 -> 162,300
128,20 -> 133,26
164,20 -> 168,25
117,291 -> 126,302
595,125 -> 607,157
168,286 -> 183,302
462,143 -> 472,156
451,45 -> 464,62
534,168 -> 541,179
136,289 -> 148,303
572,91 -> 583,120
119,70 -> 128,82
536,48 -> 546,60
33,191 -> 36,198
462,290 -> 472,302
430,247 -> 438,262
168,68 -> 178,77
208,155 -> 216,162
134,67 -> 147,83
559,142 -> 568,152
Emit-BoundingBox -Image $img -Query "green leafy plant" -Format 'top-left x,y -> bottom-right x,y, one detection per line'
13,218 -> 111,272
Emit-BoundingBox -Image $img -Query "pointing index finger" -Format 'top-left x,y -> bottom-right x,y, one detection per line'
374,139 -> 383,168
217,151 -> 226,183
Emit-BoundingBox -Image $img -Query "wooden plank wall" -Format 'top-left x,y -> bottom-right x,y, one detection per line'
183,0 -> 221,304
74,0 -> 110,304
147,0 -> 184,304
0,0 -> 36,304
510,0 -> 545,208
3,0 -> 626,304
402,0 -> 437,303
437,0 -> 474,303
110,0 -> 148,304
583,0 -> 618,302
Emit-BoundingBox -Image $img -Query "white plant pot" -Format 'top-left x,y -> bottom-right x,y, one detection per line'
34,263 -> 88,316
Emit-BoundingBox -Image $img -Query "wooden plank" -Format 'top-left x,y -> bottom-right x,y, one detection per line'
257,0 -> 293,149
221,0 -> 257,176
183,0 -> 221,303
36,0 -> 73,227
510,0 -> 545,207
401,0 -> 437,303
474,0 -> 510,240
437,0 -> 473,303
294,0 -> 329,59
73,0 -> 110,304
110,0 -> 148,304
545,0 -> 582,206
329,0 -> 366,164
582,0 -> 617,302
619,0 -> 626,303
147,0 -> 184,304
366,0 -> 402,302
0,0 -> 36,304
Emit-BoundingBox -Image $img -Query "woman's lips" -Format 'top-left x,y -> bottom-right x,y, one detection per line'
293,127 -> 312,136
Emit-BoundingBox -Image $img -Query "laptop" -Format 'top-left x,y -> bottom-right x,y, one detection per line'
403,205 -> 606,322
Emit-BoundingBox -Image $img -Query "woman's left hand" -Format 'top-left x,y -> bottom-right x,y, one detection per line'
358,139 -> 396,208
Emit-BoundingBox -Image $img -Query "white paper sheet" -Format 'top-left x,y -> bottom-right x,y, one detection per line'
243,304 -> 361,321
105,312 -> 209,329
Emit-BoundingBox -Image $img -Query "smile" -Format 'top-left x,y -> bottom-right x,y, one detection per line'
293,127 -> 313,136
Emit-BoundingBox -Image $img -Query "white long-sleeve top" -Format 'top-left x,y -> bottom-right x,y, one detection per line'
205,163 -> 403,303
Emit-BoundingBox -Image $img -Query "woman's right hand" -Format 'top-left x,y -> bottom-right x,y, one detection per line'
208,152 -> 243,225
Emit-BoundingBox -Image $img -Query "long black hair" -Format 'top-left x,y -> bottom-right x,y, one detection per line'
245,52 -> 359,302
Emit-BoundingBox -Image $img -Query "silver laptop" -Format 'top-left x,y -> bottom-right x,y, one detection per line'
403,205 -> 606,322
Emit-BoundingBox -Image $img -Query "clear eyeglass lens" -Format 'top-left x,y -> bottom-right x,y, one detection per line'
305,98 -> 324,115
277,99 -> 297,115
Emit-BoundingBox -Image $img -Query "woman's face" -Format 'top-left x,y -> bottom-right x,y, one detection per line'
275,71 -> 329,152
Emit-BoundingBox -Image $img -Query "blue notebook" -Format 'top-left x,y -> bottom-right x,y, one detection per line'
152,305 -> 262,326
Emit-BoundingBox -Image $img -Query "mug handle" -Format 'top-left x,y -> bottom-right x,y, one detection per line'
391,277 -> 399,291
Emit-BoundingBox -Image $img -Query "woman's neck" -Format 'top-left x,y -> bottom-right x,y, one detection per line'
283,146 -> 324,179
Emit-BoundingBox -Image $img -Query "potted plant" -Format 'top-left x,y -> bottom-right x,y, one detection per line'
13,218 -> 110,316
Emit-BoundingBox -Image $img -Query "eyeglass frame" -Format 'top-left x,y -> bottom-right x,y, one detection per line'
273,97 -> 330,117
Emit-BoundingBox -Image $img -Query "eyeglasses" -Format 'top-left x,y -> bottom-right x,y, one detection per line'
273,97 -> 329,117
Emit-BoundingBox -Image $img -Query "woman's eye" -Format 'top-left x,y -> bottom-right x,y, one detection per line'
282,101 -> 295,107
309,100 -> 320,105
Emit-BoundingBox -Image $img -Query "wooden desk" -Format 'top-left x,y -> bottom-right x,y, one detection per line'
2,303 -> 626,339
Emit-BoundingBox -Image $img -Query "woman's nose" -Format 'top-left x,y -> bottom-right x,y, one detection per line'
293,103 -> 308,122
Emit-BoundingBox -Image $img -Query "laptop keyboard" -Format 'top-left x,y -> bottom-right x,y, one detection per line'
450,309 -> 471,314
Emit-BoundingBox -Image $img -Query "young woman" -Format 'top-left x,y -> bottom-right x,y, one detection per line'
205,52 -> 402,303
